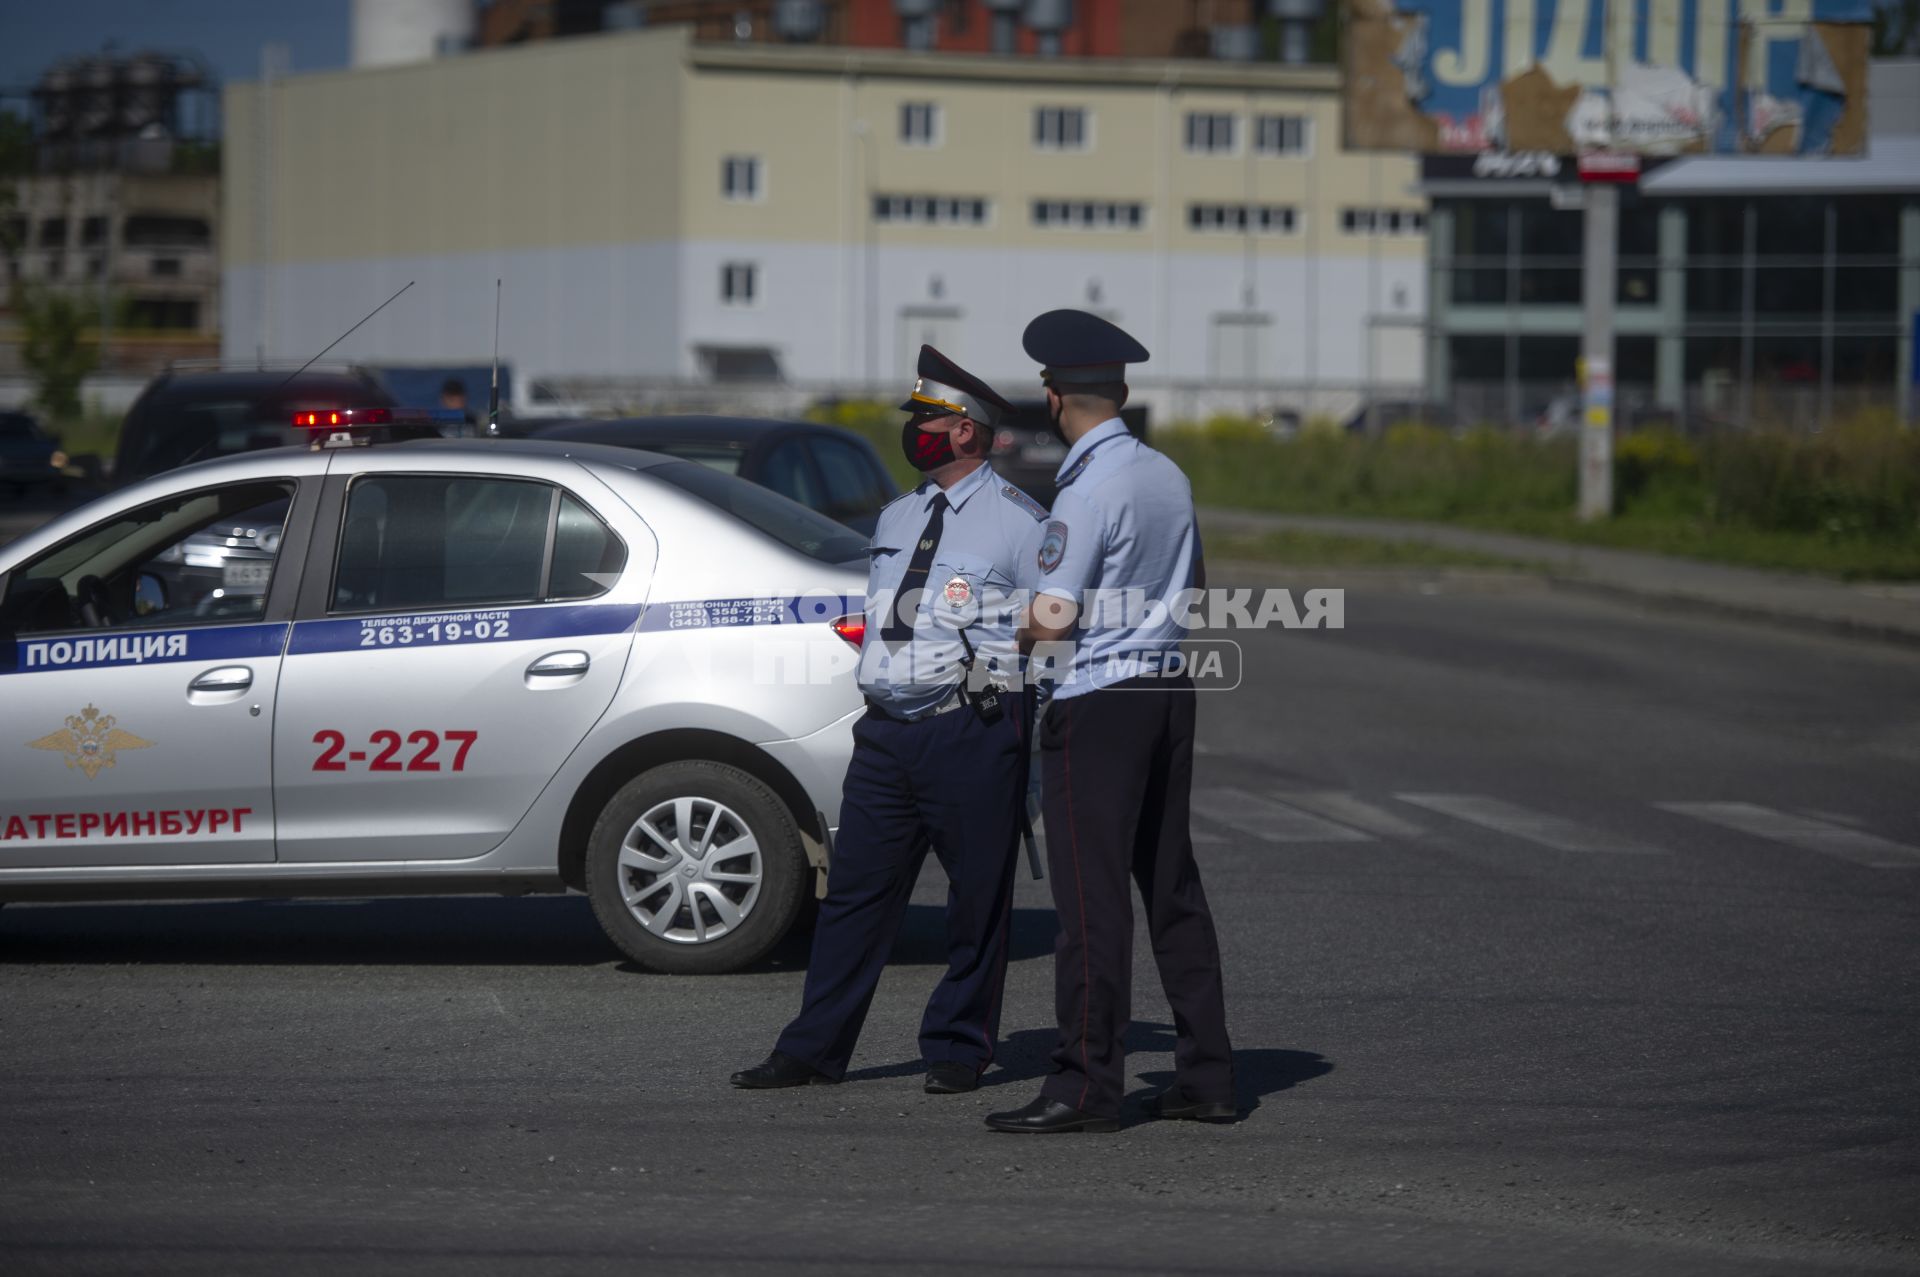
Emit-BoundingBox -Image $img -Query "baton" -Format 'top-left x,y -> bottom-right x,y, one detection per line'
1020,687 -> 1044,880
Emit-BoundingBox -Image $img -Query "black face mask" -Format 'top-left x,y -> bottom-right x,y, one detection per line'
902,420 -> 957,471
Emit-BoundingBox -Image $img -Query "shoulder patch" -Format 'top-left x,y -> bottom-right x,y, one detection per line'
1038,520 -> 1068,574
999,484 -> 1048,522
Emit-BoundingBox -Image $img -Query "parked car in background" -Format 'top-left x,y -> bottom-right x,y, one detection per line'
114,364 -> 400,486
1343,400 -> 1458,437
989,401 -> 1149,509
0,411 -> 66,495
534,416 -> 899,535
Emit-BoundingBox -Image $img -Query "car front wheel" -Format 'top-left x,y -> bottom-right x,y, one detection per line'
584,761 -> 807,974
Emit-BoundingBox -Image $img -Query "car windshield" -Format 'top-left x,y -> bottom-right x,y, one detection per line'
650,460 -> 867,565
124,397 -> 310,476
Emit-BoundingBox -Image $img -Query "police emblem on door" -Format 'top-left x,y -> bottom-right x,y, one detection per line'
27,704 -> 153,780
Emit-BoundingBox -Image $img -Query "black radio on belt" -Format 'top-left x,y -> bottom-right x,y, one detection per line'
955,628 -> 1004,724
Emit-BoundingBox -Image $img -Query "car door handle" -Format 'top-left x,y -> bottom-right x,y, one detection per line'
526,651 -> 590,678
188,665 -> 253,694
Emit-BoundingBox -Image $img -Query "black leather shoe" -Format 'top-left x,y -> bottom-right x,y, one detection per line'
730,1051 -> 835,1089
984,1095 -> 1118,1134
924,1062 -> 979,1094
1147,1085 -> 1237,1123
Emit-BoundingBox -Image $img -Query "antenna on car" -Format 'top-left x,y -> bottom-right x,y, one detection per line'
269,280 -> 416,395
487,278 -> 502,437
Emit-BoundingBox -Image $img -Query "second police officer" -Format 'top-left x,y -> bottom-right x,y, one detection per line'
986,310 -> 1236,1134
732,346 -> 1050,1096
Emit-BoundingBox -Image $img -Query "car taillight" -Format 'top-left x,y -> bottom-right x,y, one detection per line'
830,614 -> 865,648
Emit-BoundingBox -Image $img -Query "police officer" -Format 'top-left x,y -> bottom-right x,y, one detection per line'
985,310 -> 1234,1134
732,346 -> 1050,1096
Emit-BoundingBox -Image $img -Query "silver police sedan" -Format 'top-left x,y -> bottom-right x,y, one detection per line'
0,426 -> 868,974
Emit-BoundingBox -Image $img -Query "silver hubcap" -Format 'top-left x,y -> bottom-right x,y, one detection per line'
617,796 -> 763,945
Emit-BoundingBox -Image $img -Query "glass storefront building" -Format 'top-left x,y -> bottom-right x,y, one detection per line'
1422,62 -> 1919,431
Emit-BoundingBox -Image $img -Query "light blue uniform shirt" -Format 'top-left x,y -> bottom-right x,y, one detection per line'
1034,417 -> 1202,700
858,460 -> 1050,719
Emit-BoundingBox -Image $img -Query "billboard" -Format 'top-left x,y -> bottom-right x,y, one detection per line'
1345,0 -> 1874,156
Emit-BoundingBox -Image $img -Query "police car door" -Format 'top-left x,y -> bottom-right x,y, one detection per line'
270,458 -> 650,862
0,472 -> 315,869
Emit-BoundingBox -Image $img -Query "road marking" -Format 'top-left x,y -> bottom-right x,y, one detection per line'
1397,794 -> 1660,854
1658,802 -> 1920,869
1197,789 -> 1375,844
1279,792 -> 1428,840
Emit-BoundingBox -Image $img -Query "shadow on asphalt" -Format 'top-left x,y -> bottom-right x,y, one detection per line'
846,1018 -> 1334,1119
0,897 -> 1060,970
0,896 -> 622,965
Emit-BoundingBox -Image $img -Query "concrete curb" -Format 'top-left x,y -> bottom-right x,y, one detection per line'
1200,508 -> 1920,651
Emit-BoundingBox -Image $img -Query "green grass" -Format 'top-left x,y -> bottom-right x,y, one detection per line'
1206,527 -> 1531,571
51,411 -> 121,462
1452,510 -> 1920,580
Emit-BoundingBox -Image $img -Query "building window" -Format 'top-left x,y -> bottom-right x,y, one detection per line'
720,155 -> 761,202
1031,200 -> 1148,232
1188,203 -> 1299,234
873,194 -> 992,227
1183,112 -> 1237,154
151,257 -> 181,277
1341,207 -> 1427,236
1255,114 -> 1311,156
720,261 -> 758,306
901,15 -> 934,49
1034,106 -> 1089,151
900,101 -> 941,146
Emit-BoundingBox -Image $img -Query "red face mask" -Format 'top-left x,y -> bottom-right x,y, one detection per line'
902,419 -> 958,471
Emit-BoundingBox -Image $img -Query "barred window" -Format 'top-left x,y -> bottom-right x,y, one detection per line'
1031,200 -> 1147,231
720,155 -> 761,202
1183,112 -> 1237,154
1034,106 -> 1089,151
1189,203 -> 1299,234
1254,114 -> 1311,156
872,195 -> 992,226
900,102 -> 941,146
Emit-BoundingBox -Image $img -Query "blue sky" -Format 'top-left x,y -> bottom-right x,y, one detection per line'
0,0 -> 350,90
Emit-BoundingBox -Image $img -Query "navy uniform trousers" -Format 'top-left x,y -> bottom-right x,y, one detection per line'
1037,674 -> 1234,1118
775,689 -> 1027,1080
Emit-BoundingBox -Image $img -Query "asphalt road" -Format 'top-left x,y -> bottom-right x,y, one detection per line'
2,572 -> 1918,1275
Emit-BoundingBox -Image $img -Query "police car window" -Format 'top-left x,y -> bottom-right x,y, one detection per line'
1,481 -> 294,637
649,460 -> 867,565
333,475 -> 552,613
760,439 -> 821,508
548,493 -> 626,600
811,437 -> 889,523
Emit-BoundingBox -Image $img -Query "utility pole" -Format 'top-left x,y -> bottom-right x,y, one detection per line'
1575,146 -> 1638,521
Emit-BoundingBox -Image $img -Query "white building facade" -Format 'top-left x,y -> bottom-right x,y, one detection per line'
224,28 -> 1425,418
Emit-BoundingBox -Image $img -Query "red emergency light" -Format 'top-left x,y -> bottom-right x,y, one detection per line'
293,407 -> 393,428
830,614 -> 866,649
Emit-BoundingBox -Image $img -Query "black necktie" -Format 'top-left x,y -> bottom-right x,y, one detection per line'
883,492 -> 948,642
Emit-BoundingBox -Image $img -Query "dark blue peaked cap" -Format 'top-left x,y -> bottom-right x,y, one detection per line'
898,345 -> 1014,425
1021,309 -> 1150,385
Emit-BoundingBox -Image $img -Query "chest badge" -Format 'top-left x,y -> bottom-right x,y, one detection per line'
28,704 -> 154,781
943,576 -> 972,607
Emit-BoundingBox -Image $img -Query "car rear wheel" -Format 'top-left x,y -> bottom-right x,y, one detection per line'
584,761 -> 807,974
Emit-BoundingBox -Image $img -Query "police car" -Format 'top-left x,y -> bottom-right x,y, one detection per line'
0,408 -> 869,974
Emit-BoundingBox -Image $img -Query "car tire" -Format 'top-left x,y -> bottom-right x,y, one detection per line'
584,761 -> 807,975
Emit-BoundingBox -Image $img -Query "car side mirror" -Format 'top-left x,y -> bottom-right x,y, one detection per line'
134,571 -> 169,617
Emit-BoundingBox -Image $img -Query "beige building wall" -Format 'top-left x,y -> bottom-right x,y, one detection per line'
224,27 -> 1427,403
